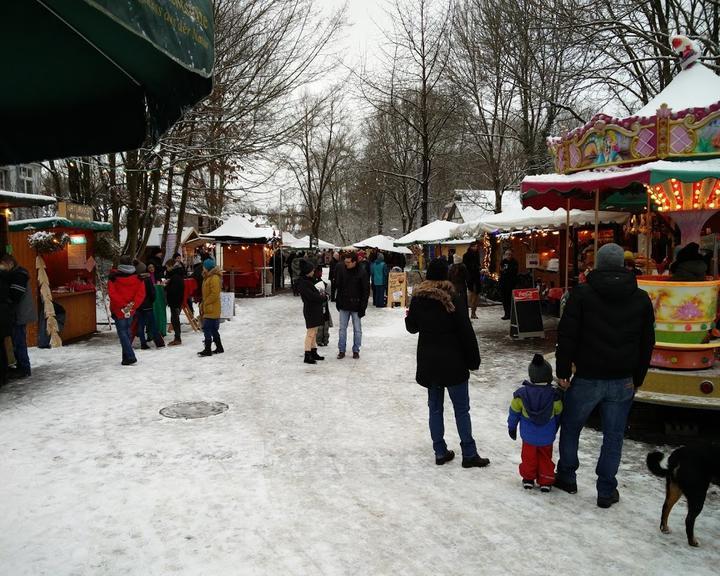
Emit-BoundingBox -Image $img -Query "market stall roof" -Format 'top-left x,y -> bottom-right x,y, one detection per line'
394,220 -> 461,245
353,234 -> 412,254
281,231 -> 300,246
454,208 -> 630,237
202,215 -> 275,243
119,226 -> 197,247
9,217 -> 111,232
285,235 -> 337,250
521,159 -> 720,210
0,190 -> 56,209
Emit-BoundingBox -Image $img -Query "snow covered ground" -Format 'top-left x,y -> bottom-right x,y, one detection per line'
1,292 -> 718,575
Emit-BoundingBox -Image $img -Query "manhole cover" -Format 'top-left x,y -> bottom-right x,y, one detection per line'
160,401 -> 229,419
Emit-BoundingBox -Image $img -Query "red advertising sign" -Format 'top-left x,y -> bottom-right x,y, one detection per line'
512,288 -> 540,302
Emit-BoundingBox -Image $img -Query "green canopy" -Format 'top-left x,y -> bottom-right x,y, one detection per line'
0,0 -> 214,164
9,217 -> 112,232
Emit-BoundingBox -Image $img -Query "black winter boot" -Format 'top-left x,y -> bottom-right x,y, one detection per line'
304,351 -> 317,364
212,335 -> 224,354
198,341 -> 213,357
154,334 -> 166,348
311,348 -> 324,361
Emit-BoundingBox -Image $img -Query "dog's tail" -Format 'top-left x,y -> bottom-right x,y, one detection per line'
647,451 -> 668,478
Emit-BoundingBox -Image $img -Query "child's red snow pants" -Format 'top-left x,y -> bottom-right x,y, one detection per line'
519,442 -> 555,486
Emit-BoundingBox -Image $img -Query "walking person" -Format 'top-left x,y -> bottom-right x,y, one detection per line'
370,252 -> 388,307
508,354 -> 563,492
462,243 -> 482,319
329,251 -> 340,302
108,256 -> 146,366
297,260 -> 326,364
335,252 -> 369,359
0,253 -> 35,379
313,265 -> 332,347
135,263 -> 165,350
499,249 -> 519,320
554,243 -> 655,508
448,254 -> 468,314
291,252 -> 303,296
0,260 -> 13,386
198,258 -> 223,356
165,261 -> 185,346
405,258 -> 489,468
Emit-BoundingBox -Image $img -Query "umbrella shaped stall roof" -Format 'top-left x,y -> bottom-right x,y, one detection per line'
0,0 -> 214,164
202,215 -> 275,244
454,208 -> 630,237
353,234 -> 411,254
393,220 -> 461,245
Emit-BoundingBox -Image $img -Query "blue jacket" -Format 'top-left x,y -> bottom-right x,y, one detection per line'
508,381 -> 562,446
370,258 -> 388,286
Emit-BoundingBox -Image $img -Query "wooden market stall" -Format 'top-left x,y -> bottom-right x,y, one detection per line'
9,215 -> 112,346
202,215 -> 276,296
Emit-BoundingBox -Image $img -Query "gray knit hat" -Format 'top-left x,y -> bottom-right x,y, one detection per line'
595,243 -> 624,270
528,353 -> 553,384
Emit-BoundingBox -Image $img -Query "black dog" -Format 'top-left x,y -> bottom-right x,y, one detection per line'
647,446 -> 720,547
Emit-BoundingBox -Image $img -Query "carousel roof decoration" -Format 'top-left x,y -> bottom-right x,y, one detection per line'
547,35 -> 720,176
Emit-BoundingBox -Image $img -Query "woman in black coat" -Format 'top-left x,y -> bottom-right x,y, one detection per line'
405,258 -> 489,469
297,259 -> 326,365
0,267 -> 12,385
165,263 -> 186,345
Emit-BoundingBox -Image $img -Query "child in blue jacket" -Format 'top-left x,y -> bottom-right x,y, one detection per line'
508,354 -> 563,492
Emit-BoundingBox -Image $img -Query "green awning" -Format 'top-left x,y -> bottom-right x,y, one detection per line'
9,217 -> 112,232
0,0 -> 214,164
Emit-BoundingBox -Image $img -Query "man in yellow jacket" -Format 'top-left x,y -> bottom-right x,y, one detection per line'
199,258 -> 223,356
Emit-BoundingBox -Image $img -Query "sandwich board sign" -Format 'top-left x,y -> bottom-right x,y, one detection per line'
387,271 -> 407,308
510,288 -> 544,339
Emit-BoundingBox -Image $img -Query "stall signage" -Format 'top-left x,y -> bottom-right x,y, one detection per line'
58,202 -> 93,222
387,271 -> 407,308
526,253 -> 540,268
510,288 -> 544,339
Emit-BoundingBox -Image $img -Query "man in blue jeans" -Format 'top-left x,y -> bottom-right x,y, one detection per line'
335,252 -> 369,359
0,254 -> 35,378
554,243 -> 655,508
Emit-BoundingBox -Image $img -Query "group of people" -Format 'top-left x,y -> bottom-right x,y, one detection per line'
0,253 -> 34,385
405,243 -> 655,508
107,251 -> 223,366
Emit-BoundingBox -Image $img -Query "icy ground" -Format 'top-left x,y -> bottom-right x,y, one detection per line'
1,293 -> 719,576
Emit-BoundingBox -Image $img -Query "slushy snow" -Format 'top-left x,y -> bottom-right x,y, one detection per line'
1,293 -> 718,575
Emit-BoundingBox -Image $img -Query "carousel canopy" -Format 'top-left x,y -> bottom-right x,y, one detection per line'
353,234 -> 412,254
0,190 -> 56,209
202,215 -> 274,243
522,158 -> 720,210
9,216 -> 111,232
393,220 -> 460,245
454,208 -> 630,237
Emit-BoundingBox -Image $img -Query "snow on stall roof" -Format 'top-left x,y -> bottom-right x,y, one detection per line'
0,189 -> 56,207
353,234 -> 412,254
119,226 -> 197,247
285,235 -> 337,250
450,190 -> 522,223
394,220 -> 460,245
202,214 -> 274,241
455,209 -> 630,237
634,62 -> 720,118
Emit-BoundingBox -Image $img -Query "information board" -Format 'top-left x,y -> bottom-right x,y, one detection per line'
510,288 -> 544,339
526,253 -> 540,268
387,271 -> 407,308
67,242 -> 87,269
220,292 -> 235,319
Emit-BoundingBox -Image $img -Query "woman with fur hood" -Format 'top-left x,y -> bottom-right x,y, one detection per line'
405,258 -> 490,469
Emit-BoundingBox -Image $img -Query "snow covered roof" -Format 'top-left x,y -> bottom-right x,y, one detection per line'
353,234 -> 412,254
202,215 -> 274,243
285,235 -> 337,250
634,63 -> 720,118
394,220 -> 460,245
447,190 -> 522,223
9,216 -> 111,232
454,209 -> 629,237
0,189 -> 56,209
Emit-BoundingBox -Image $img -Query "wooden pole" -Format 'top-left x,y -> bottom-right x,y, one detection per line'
594,188 -> 600,257
565,198 -> 570,290
646,193 -> 652,275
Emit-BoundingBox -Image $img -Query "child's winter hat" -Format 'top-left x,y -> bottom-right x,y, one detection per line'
203,258 -> 216,270
528,353 -> 553,384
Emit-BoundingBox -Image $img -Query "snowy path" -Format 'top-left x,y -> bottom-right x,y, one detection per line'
1,293 -> 718,575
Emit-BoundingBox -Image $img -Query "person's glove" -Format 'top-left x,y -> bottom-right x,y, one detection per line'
508,428 -> 517,441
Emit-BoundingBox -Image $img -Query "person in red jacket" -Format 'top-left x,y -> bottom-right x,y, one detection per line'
108,256 -> 145,365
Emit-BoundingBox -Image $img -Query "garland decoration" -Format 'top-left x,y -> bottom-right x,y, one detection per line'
36,255 -> 63,348
28,231 -> 70,254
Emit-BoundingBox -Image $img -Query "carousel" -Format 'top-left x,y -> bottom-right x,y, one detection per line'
521,35 -> 720,408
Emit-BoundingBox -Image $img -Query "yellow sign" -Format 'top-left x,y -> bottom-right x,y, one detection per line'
387,272 -> 408,308
57,202 -> 93,222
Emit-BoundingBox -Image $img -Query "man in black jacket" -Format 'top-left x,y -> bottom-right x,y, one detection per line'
499,249 -> 519,320
462,243 -> 481,319
165,263 -> 185,345
335,252 -> 369,359
554,243 -> 655,508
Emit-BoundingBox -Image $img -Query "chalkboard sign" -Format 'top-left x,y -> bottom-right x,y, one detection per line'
510,288 -> 544,339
